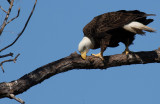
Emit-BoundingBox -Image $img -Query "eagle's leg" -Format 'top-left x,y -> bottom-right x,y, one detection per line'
92,39 -> 107,60
122,45 -> 131,55
91,52 -> 104,60
122,38 -> 133,55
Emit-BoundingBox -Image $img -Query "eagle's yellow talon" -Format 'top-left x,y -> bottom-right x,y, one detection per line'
125,51 -> 129,55
122,45 -> 131,55
122,50 -> 130,55
92,53 -> 104,60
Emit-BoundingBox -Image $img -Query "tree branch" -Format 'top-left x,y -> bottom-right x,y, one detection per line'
0,54 -> 20,73
0,49 -> 160,100
6,8 -> 20,25
9,94 -> 25,104
0,52 -> 13,58
0,0 -> 37,53
0,0 -> 14,35
0,6 -> 7,13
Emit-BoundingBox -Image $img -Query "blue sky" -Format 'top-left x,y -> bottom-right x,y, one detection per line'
0,0 -> 160,104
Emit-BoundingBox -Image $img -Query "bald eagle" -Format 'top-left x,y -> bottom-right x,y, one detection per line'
78,10 -> 155,60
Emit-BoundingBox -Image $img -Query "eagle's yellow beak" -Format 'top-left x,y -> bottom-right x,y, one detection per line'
81,51 -> 87,60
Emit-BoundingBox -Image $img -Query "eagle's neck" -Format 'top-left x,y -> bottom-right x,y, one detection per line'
78,36 -> 94,53
83,36 -> 94,49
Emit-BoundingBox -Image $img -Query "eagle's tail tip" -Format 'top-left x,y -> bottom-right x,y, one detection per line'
146,14 -> 156,16
143,26 -> 156,32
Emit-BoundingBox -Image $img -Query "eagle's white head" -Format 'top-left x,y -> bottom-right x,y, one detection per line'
78,36 -> 94,59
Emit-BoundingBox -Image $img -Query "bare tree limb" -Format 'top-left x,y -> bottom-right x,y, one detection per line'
0,49 -> 160,100
0,0 -> 37,73
0,52 -> 13,58
0,0 -> 37,52
0,0 -> 14,35
9,94 -> 25,104
7,8 -> 20,24
0,54 -> 20,72
0,6 -> 7,13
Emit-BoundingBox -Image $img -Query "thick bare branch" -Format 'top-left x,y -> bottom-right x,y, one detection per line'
0,0 -> 37,52
0,49 -> 160,99
0,54 -> 20,72
0,0 -> 14,35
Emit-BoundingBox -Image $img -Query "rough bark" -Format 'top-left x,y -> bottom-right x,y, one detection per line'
0,49 -> 160,99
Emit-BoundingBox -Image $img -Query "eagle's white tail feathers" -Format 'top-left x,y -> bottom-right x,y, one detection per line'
123,21 -> 155,34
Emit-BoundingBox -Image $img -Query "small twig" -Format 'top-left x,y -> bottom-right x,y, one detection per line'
0,0 -> 14,35
0,66 -> 4,73
0,52 -> 13,58
9,94 -> 25,104
0,54 -> 20,73
0,6 -> 7,13
0,0 -> 37,52
7,8 -> 20,24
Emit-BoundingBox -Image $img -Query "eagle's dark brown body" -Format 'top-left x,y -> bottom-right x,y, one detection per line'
83,10 -> 154,53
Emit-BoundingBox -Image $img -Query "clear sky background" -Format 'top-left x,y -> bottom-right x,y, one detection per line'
0,0 -> 160,104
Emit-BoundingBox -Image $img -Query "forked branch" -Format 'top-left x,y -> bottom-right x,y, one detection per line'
0,54 -> 20,72
0,0 -> 37,52
7,8 -> 20,24
0,0 -> 14,35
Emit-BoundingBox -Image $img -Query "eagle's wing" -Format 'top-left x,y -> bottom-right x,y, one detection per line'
96,10 -> 148,33
83,10 -> 154,38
